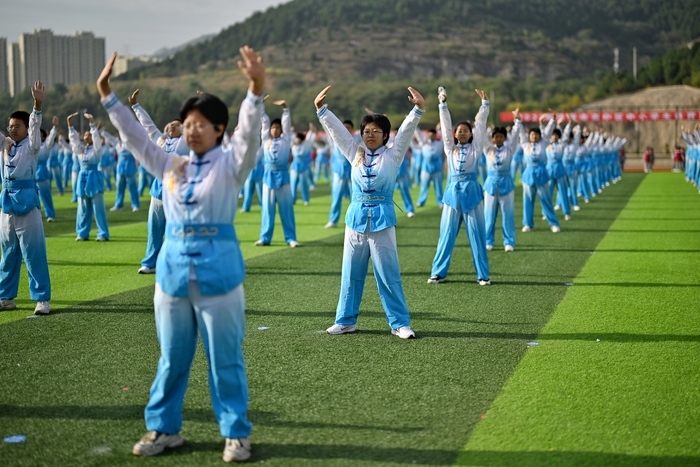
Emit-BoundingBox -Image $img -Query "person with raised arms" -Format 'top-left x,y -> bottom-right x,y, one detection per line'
315,84 -> 425,339
0,81 -> 52,315
97,46 -> 265,463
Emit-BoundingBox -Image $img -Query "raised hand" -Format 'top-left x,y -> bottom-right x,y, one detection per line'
31,81 -> 46,110
67,112 -> 80,127
237,45 -> 265,96
128,89 -> 140,106
512,107 -> 521,121
407,87 -> 425,109
84,113 -> 95,124
475,89 -> 488,101
438,86 -> 447,103
314,85 -> 331,110
364,107 -> 374,115
97,52 -> 118,98
272,100 -> 287,108
52,115 -> 59,127
309,122 -> 317,132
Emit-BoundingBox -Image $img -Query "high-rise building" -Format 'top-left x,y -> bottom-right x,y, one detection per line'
0,38 -> 8,95
7,29 -> 105,97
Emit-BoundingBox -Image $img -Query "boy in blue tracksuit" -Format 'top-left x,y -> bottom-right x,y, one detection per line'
256,100 -> 298,247
0,81 -> 52,314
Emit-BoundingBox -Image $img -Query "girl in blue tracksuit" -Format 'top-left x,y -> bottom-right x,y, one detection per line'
68,112 -> 109,241
99,47 -> 265,462
36,125 -> 57,221
544,119 -> 572,220
290,124 -> 316,205
428,88 -> 491,285
519,115 -> 559,232
315,84 -> 425,339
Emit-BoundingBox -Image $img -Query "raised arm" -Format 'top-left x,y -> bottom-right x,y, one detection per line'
130,89 -> 164,143
315,86 -> 359,162
29,81 -> 45,154
471,89 -> 490,156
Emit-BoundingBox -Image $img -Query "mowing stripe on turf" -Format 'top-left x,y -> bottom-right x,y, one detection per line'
456,173 -> 700,465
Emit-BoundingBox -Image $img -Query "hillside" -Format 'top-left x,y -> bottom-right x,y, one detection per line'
122,0 -> 700,83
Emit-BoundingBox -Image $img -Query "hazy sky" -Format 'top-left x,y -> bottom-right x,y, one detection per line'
4,0 -> 291,56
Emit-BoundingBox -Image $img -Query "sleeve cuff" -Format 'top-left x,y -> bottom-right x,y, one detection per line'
413,106 -> 425,116
101,92 -> 120,110
246,90 -> 264,105
316,105 -> 328,118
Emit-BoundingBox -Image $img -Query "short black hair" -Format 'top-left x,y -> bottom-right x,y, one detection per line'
296,132 -> 305,140
179,93 -> 228,144
552,128 -> 562,138
40,129 -> 47,139
342,119 -> 354,129
9,111 -> 30,128
270,118 -> 282,128
360,113 -> 391,146
491,126 -> 508,137
529,127 -> 541,137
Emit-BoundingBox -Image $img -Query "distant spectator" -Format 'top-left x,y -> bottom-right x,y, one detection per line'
672,146 -> 683,172
643,146 -> 655,173
618,147 -> 626,171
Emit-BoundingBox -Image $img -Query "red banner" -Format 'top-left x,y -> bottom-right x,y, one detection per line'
499,110 -> 700,123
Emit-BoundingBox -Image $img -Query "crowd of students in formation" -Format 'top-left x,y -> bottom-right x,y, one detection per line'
681,125 -> 700,190
6,44 -> 693,462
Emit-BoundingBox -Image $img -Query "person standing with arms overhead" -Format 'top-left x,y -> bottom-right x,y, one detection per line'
415,127 -> 445,207
0,81 -> 52,315
519,113 -> 559,233
483,111 -> 522,252
128,88 -> 189,274
69,111 -> 110,241
315,84 -> 425,339
256,99 -> 299,247
289,123 -> 316,206
427,87 -> 491,285
99,46 -> 266,463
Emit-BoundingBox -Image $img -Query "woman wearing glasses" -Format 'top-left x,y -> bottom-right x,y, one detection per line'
98,46 -> 265,462
314,84 -> 425,339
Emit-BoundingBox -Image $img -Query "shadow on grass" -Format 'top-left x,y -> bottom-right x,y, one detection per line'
0,406 -> 423,433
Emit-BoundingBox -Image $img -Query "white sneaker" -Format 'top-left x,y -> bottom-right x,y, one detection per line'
326,323 -> 357,335
573,205 -> 581,211
133,431 -> 184,457
254,240 -> 269,246
554,205 -> 560,211
138,266 -> 156,274
309,185 -> 316,191
564,215 -> 571,221
504,245 -> 514,252
132,207 -> 140,212
34,301 -> 51,315
551,225 -> 561,233
478,279 -> 491,286
541,215 -> 547,220
288,240 -> 300,248
75,236 -> 88,242
486,244 -> 493,251
427,275 -> 445,284
521,226 -> 531,232
0,299 -> 17,311
407,212 -> 415,218
391,326 -> 416,339
324,221 -> 337,229
223,437 -> 251,463
303,201 -> 309,206
109,206 -> 122,211
47,217 -> 55,222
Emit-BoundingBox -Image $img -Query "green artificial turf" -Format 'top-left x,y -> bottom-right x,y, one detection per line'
3,173 -> 693,466
457,173 -> 700,466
